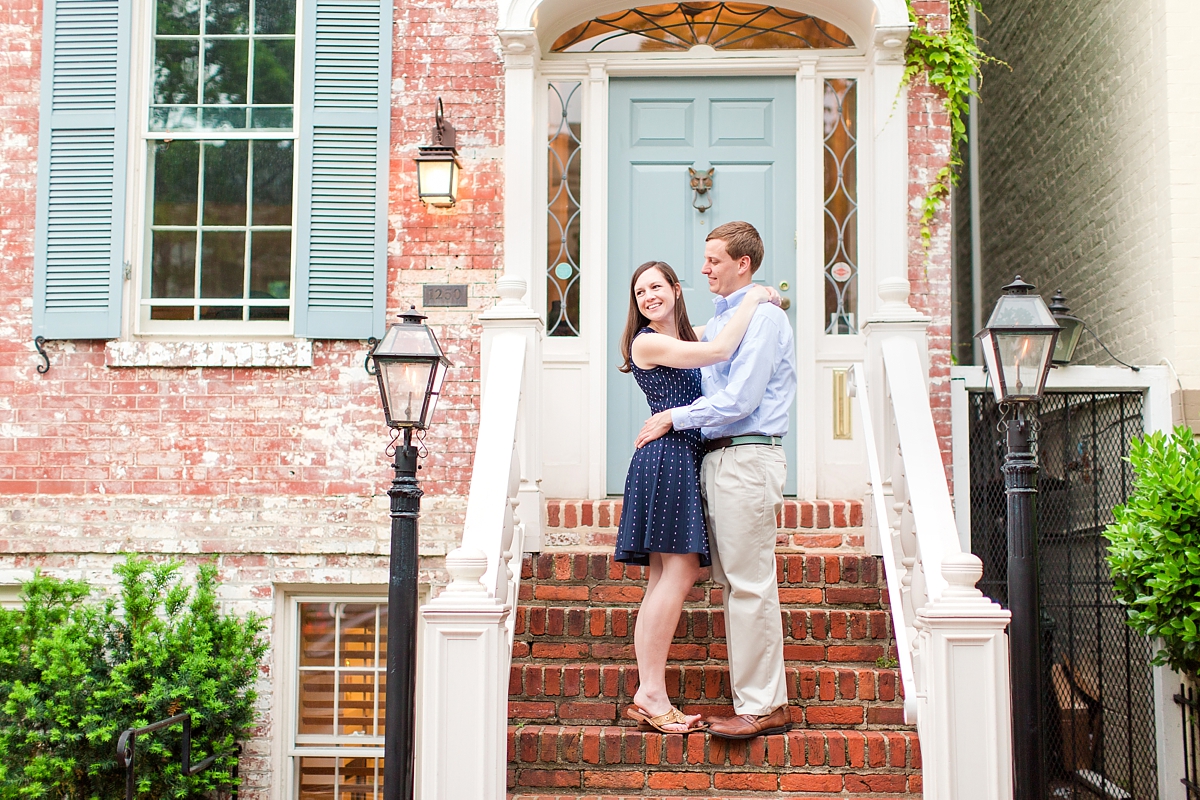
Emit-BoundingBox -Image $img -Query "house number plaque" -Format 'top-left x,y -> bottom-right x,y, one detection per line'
422,284 -> 469,307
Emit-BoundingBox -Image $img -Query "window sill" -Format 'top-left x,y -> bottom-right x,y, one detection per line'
105,340 -> 313,368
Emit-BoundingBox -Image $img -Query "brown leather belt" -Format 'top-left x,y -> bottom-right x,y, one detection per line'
704,434 -> 783,453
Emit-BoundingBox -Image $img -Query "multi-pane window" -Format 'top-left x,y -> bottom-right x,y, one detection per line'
293,600 -> 388,800
144,0 -> 297,327
823,78 -> 858,335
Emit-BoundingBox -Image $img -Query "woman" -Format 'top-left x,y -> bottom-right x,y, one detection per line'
615,260 -> 773,734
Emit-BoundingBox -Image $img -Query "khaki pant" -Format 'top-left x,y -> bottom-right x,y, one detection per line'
701,444 -> 789,716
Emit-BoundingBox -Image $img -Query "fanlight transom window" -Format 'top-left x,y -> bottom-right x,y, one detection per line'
551,2 -> 854,52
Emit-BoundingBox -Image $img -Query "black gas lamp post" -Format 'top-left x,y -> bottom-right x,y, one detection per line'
976,276 -> 1061,800
370,307 -> 451,800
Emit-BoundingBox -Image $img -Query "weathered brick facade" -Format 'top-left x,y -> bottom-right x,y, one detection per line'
0,0 -> 954,794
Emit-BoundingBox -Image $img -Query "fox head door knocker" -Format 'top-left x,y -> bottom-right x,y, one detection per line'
689,167 -> 714,213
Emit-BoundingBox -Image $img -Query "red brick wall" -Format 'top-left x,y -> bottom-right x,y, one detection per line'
906,1 -> 956,478
0,1 -> 504,503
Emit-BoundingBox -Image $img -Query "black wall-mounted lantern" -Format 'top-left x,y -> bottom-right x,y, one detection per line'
1048,290 -> 1084,366
415,98 -> 461,208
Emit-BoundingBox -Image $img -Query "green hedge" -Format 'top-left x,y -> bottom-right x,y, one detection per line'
1105,427 -> 1200,679
0,557 -> 267,799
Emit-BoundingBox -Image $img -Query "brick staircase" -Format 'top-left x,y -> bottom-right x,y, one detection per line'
507,547 -> 922,798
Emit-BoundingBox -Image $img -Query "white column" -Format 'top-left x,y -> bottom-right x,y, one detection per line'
418,548 -> 511,800
481,277 -> 544,551
870,27 -> 912,298
913,553 -> 1013,800
498,30 -> 538,293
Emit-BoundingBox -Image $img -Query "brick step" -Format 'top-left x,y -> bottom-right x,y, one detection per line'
520,553 -> 884,610
508,725 -> 921,796
544,499 -> 866,551
515,606 -> 892,649
508,664 -> 906,729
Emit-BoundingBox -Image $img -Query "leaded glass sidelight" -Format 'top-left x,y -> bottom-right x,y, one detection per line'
823,78 -> 858,335
551,2 -> 854,52
547,81 -> 582,337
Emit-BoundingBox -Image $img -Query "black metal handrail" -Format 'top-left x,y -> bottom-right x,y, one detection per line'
116,712 -> 239,800
1178,682 -> 1200,799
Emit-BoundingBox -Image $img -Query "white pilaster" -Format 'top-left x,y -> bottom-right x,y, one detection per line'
914,553 -> 1014,800
418,548 -> 510,800
498,30 -> 539,293
870,27 -> 912,297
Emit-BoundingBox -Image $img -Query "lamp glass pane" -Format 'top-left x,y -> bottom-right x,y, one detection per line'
977,330 -> 1004,403
379,360 -> 434,425
417,159 -> 454,199
376,324 -> 441,357
986,293 -> 1057,329
996,332 -> 1055,400
1052,317 -> 1084,364
421,360 -> 450,428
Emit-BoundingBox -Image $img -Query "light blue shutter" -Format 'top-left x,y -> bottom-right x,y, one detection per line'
294,0 -> 392,339
32,0 -> 131,339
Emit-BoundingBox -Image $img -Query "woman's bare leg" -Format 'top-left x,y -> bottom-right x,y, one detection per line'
632,551 -> 702,731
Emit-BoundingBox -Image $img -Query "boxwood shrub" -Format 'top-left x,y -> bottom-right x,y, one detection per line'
0,557 -> 266,799
1105,426 -> 1200,679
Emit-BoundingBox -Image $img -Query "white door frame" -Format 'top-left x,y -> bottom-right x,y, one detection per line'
497,1 -> 912,499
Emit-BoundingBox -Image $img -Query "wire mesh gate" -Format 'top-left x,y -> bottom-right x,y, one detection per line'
967,390 -> 1158,800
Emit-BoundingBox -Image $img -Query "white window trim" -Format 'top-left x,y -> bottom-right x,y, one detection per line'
275,587 -> 394,800
121,0 -> 304,343
0,585 -> 21,610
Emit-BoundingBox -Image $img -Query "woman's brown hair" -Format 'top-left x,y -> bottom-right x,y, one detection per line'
618,261 -> 697,373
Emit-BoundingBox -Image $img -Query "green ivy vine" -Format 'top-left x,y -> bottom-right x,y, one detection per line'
903,0 -> 1001,246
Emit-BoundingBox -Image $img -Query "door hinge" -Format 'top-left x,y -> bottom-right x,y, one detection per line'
123,260 -> 131,281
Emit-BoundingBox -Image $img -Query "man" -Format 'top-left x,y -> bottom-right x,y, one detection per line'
635,220 -> 796,740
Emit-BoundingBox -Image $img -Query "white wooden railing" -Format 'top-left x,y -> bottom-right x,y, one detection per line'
418,277 -> 542,800
854,278 -> 1015,800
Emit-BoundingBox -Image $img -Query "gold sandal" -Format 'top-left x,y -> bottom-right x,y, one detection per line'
625,704 -> 708,733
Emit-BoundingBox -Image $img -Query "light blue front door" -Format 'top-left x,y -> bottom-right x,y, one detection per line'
607,76 -> 798,495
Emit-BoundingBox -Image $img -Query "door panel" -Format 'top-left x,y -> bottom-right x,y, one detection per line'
607,76 -> 797,495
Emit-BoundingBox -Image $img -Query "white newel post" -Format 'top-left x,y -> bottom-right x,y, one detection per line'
914,553 -> 1014,800
419,548 -> 510,800
481,277 -> 545,551
861,279 -> 930,554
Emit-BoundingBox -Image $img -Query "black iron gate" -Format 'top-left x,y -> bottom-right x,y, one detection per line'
968,390 -> 1158,800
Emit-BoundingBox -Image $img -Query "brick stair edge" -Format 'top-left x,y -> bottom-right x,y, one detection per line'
546,499 -> 864,531
507,725 -> 922,795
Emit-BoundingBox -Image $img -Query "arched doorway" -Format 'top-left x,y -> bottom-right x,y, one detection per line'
496,0 -> 912,500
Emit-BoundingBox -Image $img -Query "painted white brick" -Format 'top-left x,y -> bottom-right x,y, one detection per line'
977,0 -> 1200,389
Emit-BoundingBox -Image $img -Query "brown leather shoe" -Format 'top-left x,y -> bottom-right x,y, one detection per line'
706,706 -> 791,740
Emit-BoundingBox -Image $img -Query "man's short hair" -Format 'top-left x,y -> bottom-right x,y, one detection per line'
706,221 -> 765,273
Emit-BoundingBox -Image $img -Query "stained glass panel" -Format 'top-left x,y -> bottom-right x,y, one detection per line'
547,81 -> 582,337
552,2 -> 853,53
823,78 -> 857,335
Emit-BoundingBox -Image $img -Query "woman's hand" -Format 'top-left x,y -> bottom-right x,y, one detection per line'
745,284 -> 781,306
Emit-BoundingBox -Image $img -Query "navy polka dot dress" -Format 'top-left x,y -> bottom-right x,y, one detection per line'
615,328 -> 710,567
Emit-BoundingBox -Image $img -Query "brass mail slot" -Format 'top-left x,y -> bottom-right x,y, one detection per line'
832,368 -> 852,440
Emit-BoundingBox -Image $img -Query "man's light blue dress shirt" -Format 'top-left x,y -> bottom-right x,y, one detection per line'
669,284 -> 797,440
